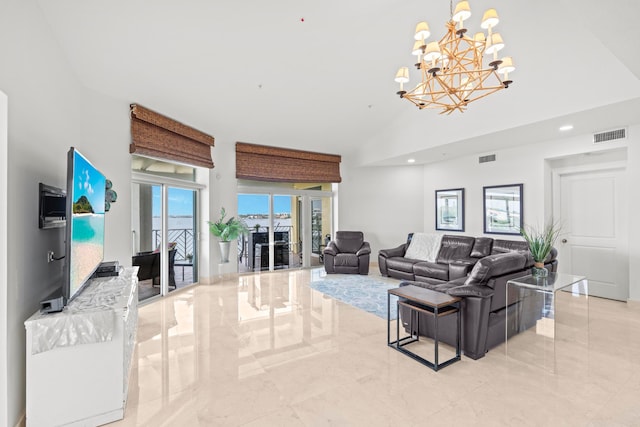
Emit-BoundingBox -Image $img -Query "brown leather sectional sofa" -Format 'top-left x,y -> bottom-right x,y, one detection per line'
379,234 -> 558,360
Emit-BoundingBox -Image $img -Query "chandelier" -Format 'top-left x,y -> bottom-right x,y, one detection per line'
394,0 -> 515,114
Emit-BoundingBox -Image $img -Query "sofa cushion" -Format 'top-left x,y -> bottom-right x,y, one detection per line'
465,252 -> 527,286
471,237 -> 493,258
386,257 -> 417,273
400,280 -> 439,290
436,235 -> 475,263
404,233 -> 443,262
414,261 -> 449,281
413,276 -> 446,286
334,253 -> 359,267
449,261 -> 475,280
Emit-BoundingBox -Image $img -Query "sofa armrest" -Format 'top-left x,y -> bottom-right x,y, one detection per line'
379,243 -> 406,259
447,284 -> 494,299
449,261 -> 474,280
323,242 -> 338,256
356,242 -> 371,257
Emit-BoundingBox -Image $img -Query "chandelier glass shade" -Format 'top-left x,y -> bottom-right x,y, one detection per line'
395,1 -> 515,114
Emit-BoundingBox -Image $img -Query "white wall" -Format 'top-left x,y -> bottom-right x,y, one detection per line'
0,91 -> 9,427
80,89 -> 132,264
195,162 -> 212,281
422,127 -> 640,302
3,2 -> 79,423
424,144 -> 546,237
0,1 -> 132,424
628,126 -> 640,301
338,158 -> 425,258
205,132 -> 237,280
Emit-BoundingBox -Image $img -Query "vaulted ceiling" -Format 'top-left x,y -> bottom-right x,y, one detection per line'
37,0 -> 640,166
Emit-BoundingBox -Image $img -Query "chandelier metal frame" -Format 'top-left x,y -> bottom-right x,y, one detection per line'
395,1 -> 515,114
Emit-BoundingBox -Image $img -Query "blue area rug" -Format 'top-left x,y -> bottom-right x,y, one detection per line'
309,275 -> 398,319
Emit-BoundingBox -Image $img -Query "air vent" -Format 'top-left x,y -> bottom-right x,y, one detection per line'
593,128 -> 627,144
479,154 -> 496,163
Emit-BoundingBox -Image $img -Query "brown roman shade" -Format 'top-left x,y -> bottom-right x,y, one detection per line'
130,104 -> 215,168
236,142 -> 342,183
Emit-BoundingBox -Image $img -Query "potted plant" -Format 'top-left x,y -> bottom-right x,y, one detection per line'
520,222 -> 561,278
208,207 -> 248,263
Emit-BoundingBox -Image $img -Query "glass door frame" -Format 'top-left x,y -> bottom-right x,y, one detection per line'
309,196 -> 332,261
238,184 -> 334,271
132,172 -> 205,297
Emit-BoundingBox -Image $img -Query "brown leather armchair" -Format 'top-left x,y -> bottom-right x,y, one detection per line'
323,231 -> 371,275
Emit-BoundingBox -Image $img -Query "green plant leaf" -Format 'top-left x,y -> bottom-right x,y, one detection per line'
520,221 -> 561,262
207,207 -> 249,242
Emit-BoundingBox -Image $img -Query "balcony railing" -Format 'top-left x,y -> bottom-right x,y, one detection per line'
152,228 -> 194,261
152,225 -> 326,265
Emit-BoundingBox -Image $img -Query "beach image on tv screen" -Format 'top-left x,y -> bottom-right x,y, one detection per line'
69,150 -> 105,298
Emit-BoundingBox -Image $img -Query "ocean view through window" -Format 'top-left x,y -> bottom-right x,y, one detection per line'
151,187 -> 196,262
239,194 -> 292,230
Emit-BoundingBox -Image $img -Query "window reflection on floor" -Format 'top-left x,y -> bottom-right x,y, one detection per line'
236,271 -> 337,376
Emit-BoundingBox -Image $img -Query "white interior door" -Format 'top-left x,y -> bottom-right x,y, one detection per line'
553,166 -> 628,301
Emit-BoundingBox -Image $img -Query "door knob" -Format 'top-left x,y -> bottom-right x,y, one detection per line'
561,239 -> 568,243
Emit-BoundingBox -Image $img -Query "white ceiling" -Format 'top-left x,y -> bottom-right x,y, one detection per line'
36,0 -> 640,166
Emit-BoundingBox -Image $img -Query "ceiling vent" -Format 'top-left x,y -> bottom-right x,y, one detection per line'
593,127 -> 627,144
479,154 -> 496,163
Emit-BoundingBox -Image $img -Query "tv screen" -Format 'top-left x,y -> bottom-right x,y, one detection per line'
63,147 -> 106,302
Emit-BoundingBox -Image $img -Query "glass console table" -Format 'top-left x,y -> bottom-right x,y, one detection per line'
505,273 -> 589,373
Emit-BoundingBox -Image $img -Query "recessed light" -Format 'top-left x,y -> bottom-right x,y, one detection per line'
407,158 -> 416,163
559,125 -> 573,132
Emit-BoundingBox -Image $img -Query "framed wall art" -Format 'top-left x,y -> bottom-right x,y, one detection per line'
435,188 -> 464,232
483,184 -> 523,235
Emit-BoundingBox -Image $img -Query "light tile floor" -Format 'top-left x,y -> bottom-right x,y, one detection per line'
138,266 -> 197,302
110,268 -> 640,426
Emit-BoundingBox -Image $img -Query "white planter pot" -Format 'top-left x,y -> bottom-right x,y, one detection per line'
219,241 -> 231,263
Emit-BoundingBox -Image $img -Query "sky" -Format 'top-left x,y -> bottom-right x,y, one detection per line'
152,187 -> 195,216
151,190 -> 292,216
73,149 -> 106,214
238,195 -> 292,215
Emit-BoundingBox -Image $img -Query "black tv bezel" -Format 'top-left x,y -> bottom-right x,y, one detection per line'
38,183 -> 67,229
62,147 -> 106,304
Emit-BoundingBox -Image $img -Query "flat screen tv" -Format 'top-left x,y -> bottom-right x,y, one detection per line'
63,147 -> 106,303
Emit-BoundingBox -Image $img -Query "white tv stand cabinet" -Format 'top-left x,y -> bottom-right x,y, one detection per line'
24,267 -> 138,427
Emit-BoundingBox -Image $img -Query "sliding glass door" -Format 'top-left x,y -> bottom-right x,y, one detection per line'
132,181 -> 199,302
167,187 -> 198,290
310,196 -> 332,267
237,184 -> 333,273
237,194 -> 270,273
